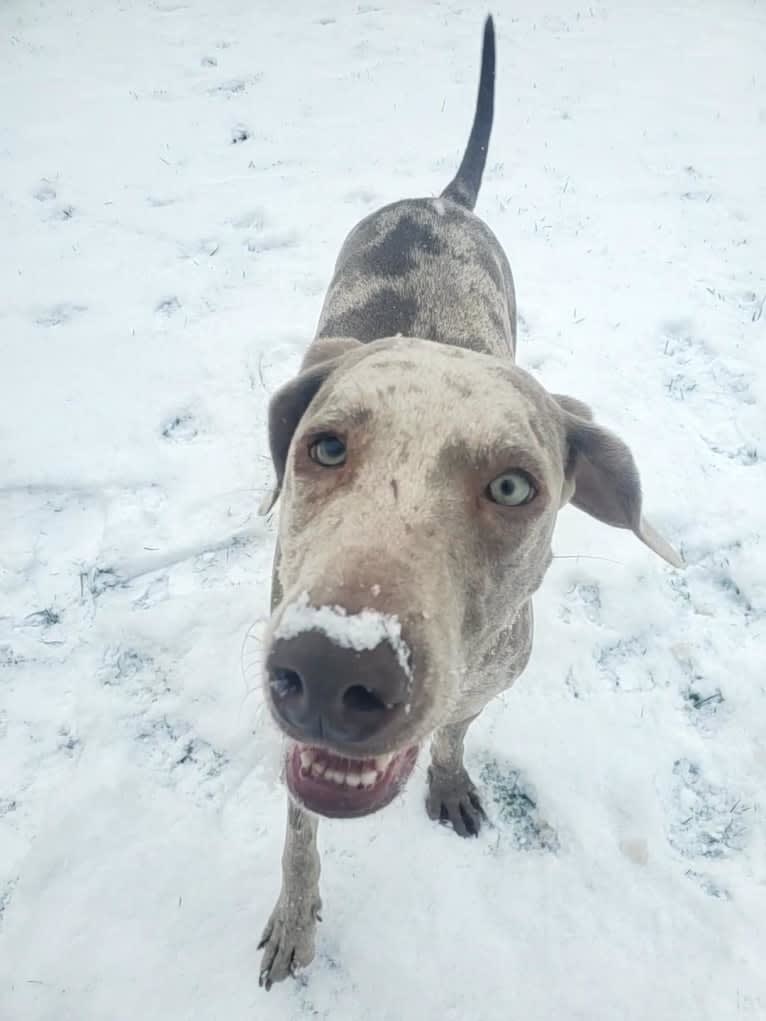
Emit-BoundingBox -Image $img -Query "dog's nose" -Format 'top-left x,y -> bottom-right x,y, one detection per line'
266,630 -> 411,746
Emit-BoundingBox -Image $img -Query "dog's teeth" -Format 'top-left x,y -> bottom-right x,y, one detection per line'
311,761 -> 325,777
375,753 -> 394,770
299,749 -> 315,770
345,771 -> 362,787
327,769 -> 345,784
360,770 -> 378,787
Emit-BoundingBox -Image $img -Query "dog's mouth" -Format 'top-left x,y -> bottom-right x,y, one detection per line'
285,742 -> 419,818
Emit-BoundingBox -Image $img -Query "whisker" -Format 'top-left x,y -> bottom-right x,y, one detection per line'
552,553 -> 623,565
257,351 -> 271,394
240,617 -> 269,693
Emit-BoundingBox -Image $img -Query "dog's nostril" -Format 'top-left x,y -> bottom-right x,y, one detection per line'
342,684 -> 388,713
271,667 -> 303,700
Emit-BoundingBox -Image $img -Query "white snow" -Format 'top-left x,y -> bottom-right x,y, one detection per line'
1,2 -> 765,1020
274,592 -> 413,680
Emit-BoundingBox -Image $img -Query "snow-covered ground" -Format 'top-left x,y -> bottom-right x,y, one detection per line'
1,1 -> 764,1018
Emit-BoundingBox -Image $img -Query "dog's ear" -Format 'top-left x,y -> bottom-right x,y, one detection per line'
260,338 -> 363,515
552,394 -> 683,568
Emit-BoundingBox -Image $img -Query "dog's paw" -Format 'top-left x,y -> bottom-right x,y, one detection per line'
426,766 -> 486,837
258,894 -> 322,990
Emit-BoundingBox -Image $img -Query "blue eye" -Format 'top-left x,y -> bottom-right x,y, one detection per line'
309,435 -> 347,467
487,471 -> 535,506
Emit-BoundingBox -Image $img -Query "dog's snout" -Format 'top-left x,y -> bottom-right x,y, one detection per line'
267,630 -> 410,746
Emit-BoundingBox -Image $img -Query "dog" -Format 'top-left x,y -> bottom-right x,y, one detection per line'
256,15 -> 682,989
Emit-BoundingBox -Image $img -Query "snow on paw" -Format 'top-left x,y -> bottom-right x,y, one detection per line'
258,895 -> 321,990
426,766 -> 485,838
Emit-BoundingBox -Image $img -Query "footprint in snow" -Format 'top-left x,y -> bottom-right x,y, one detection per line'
596,635 -> 654,692
0,798 -> 18,819
32,181 -> 73,220
344,187 -> 378,205
102,646 -> 155,685
33,181 -> 57,202
35,303 -> 87,327
155,295 -> 182,316
559,580 -> 601,625
684,869 -> 731,900
208,75 -> 261,97
0,645 -> 24,668
667,758 -> 752,861
246,230 -> 297,254
479,759 -> 560,853
177,238 -> 219,259
131,715 -> 230,801
21,608 -> 61,628
161,410 -> 200,441
0,883 -> 16,920
50,204 -> 75,221
231,208 -> 266,231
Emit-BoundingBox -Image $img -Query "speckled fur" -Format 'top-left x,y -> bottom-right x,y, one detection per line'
317,199 -> 517,356
258,17 -> 680,988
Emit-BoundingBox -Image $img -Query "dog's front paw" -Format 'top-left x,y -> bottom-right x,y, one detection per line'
258,894 -> 322,990
426,765 -> 486,837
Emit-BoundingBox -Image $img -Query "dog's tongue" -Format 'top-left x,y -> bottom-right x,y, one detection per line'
286,742 -> 418,818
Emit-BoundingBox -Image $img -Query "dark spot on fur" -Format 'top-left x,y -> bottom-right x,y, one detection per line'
488,306 -> 509,341
450,243 -> 504,294
320,288 -> 418,342
347,406 -> 373,427
377,381 -> 424,399
361,215 -> 445,277
306,391 -> 373,429
390,478 -> 399,501
369,358 -> 417,372
444,375 -> 474,398
432,439 -> 482,484
527,414 -> 553,451
486,364 -> 517,383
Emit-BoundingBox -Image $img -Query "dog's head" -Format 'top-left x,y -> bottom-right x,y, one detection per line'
261,337 -> 681,817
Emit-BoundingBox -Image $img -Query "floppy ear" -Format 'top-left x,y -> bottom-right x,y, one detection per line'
553,394 -> 683,568
259,338 -> 363,515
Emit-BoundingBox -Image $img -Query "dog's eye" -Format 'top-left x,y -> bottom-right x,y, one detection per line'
487,470 -> 535,506
309,435 -> 347,467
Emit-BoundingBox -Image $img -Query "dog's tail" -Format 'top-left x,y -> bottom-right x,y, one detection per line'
441,15 -> 495,211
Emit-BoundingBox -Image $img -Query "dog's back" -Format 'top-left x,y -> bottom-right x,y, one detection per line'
315,17 -> 516,358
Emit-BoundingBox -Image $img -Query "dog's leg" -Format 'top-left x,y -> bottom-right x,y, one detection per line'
259,800 -> 322,989
259,549 -> 322,988
426,716 -> 485,837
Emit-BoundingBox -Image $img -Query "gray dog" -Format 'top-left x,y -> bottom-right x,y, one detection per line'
257,16 -> 681,988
